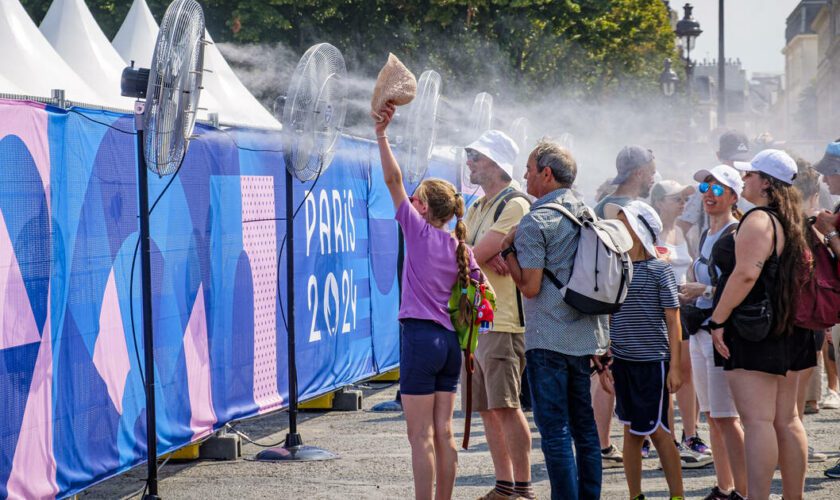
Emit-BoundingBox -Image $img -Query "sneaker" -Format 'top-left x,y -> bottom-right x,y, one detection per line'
678,443 -> 714,469
821,389 -> 840,410
804,400 -> 819,414
641,439 -> 651,458
809,446 -> 828,463
477,488 -> 518,500
701,486 -> 731,500
825,458 -> 840,478
601,443 -> 623,463
728,491 -> 747,500
685,435 -> 712,456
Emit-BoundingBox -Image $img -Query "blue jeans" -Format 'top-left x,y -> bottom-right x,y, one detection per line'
526,349 -> 601,500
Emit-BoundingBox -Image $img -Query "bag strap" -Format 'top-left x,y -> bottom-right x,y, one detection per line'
461,288 -> 482,450
493,191 -> 532,223
534,202 -> 584,289
495,191 -> 530,326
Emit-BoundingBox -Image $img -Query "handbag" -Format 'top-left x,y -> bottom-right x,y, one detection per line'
448,277 -> 495,449
680,303 -> 712,336
795,228 -> 840,329
730,298 -> 773,342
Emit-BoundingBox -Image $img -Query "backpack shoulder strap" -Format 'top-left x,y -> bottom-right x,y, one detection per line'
493,191 -> 532,223
534,201 -> 583,226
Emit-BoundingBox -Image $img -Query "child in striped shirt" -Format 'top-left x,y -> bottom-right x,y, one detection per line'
598,200 -> 684,500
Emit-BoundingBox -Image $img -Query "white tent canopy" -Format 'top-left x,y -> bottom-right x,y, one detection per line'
0,0 -> 101,104
202,32 -> 281,130
112,0 -> 280,129
0,73 -> 24,95
112,0 -> 156,69
40,0 -> 134,110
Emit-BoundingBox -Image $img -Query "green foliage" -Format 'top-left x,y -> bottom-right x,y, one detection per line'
21,0 -> 676,98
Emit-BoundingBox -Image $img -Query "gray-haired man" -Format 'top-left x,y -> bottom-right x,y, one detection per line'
501,140 -> 608,500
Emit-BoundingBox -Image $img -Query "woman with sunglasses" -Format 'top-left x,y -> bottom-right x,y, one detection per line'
373,102 -> 482,500
650,180 -> 706,464
708,150 -> 811,500
678,165 -> 748,500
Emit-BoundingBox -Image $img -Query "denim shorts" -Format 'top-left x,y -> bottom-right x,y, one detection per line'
399,319 -> 462,395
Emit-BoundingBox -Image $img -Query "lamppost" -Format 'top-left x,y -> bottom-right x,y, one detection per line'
660,58 -> 679,97
675,3 -> 702,99
675,3 -> 702,140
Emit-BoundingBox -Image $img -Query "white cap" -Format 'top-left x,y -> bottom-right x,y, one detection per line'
738,149 -> 797,185
604,200 -> 662,258
693,164 -> 744,195
465,130 -> 519,178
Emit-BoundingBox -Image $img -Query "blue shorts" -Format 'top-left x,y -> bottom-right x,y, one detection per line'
399,319 -> 462,395
613,358 -> 670,436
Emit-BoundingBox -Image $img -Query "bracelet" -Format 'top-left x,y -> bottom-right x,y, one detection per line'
376,134 -> 388,140
707,319 -> 725,330
825,230 -> 839,246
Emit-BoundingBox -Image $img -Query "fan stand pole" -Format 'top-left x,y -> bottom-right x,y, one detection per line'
135,107 -> 161,499
254,170 -> 337,462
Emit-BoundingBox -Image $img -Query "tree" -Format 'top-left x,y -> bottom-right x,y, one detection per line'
20,0 -> 676,99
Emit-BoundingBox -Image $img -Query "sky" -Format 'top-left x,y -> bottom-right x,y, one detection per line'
685,0 -> 802,76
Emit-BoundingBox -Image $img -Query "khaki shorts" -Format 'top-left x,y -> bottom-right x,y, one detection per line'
460,332 -> 526,412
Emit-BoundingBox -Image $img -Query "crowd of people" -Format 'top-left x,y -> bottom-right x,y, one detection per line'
372,103 -> 840,500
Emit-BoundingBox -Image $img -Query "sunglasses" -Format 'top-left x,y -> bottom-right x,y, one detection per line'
466,150 -> 483,162
698,182 -> 725,197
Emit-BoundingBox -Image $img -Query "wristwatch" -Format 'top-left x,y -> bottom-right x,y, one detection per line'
500,245 -> 517,259
702,285 -> 713,300
825,230 -> 839,246
707,319 -> 725,330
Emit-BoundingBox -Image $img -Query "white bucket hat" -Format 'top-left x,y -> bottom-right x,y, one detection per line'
604,200 -> 662,258
465,130 -> 519,178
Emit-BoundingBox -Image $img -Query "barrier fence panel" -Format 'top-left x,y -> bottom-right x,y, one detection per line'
0,99 -> 401,499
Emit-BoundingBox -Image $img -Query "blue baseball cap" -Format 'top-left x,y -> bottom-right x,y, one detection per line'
814,141 -> 840,176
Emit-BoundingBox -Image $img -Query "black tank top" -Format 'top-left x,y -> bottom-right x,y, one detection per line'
711,207 -> 780,308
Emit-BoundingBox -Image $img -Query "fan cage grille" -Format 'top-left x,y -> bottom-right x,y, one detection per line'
399,70 -> 441,184
143,0 -> 205,177
282,43 -> 348,182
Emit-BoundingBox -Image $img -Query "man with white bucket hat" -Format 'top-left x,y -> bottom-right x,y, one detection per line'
462,130 -> 535,500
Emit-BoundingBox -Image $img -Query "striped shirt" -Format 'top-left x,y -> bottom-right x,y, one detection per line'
610,258 -> 679,362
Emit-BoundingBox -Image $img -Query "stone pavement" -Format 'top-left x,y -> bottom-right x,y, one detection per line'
85,381 -> 840,499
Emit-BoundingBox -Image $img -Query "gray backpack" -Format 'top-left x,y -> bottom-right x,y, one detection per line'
538,202 -> 634,315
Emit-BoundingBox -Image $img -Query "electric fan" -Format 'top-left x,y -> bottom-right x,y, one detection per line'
509,117 -> 531,181
255,42 -> 347,463
461,92 -> 494,195
119,0 -> 206,497
282,43 -> 348,182
392,70 -> 441,184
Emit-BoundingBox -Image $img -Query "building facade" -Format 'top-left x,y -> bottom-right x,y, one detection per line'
783,1 -> 826,139
813,0 -> 840,140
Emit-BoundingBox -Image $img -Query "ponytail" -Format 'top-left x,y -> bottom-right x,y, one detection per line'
454,193 -> 472,325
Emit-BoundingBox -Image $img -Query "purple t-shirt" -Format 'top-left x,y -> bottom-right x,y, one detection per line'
395,199 -> 478,330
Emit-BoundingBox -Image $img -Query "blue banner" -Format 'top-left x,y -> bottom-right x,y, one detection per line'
0,100 -> 404,498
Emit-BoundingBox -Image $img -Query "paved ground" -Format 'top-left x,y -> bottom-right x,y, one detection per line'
86,381 -> 840,499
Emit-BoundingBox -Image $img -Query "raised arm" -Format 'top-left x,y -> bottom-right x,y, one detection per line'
373,103 -> 408,210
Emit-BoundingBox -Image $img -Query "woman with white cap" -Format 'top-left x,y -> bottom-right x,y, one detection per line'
679,165 -> 747,500
707,150 -> 811,500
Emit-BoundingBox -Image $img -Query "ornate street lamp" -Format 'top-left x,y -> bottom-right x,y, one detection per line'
675,3 -> 702,96
660,58 -> 679,97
